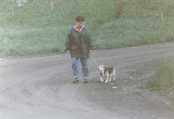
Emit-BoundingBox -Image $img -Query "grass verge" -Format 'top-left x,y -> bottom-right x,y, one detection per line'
147,61 -> 174,93
1,0 -> 174,56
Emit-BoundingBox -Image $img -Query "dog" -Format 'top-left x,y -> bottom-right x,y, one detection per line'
98,65 -> 116,83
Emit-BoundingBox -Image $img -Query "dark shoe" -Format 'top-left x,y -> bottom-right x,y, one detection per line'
72,80 -> 79,84
83,80 -> 88,84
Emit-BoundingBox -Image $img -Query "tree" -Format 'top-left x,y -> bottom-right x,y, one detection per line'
116,0 -> 123,17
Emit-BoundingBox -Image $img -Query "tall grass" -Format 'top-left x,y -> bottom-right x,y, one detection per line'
94,17 -> 173,49
1,0 -> 174,56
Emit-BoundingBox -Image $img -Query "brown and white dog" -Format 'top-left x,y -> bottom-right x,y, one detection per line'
98,65 -> 116,83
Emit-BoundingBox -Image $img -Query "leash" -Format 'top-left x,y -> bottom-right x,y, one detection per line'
90,57 -> 97,65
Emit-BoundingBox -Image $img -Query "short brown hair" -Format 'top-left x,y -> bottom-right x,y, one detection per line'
75,16 -> 85,22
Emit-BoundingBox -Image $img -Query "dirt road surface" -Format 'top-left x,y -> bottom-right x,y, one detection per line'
0,42 -> 174,119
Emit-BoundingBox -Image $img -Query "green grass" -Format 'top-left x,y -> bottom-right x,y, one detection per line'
94,17 -> 174,48
1,0 -> 174,56
147,60 -> 174,93
146,60 -> 174,109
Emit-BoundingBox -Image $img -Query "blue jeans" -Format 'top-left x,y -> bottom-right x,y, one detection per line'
71,57 -> 89,80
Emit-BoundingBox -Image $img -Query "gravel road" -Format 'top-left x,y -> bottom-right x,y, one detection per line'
0,42 -> 174,119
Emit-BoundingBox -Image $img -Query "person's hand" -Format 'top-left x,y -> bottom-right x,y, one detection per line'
64,50 -> 70,60
90,49 -> 95,54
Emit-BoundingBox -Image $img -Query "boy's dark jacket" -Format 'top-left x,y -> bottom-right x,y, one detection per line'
65,26 -> 92,58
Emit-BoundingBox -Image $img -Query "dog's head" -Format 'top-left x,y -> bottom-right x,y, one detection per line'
98,65 -> 114,75
98,65 -> 105,72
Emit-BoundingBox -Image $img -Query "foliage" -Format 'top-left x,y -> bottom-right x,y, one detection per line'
0,0 -> 174,55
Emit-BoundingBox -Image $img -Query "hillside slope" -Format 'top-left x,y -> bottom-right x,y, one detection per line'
0,0 -> 174,55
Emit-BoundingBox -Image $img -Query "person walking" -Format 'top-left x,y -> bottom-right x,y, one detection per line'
65,16 -> 92,84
